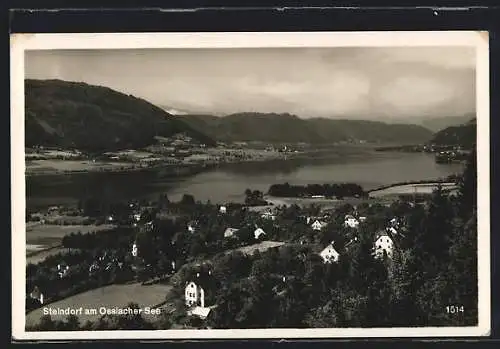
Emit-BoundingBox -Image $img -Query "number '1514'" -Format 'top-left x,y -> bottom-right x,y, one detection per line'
446,305 -> 464,314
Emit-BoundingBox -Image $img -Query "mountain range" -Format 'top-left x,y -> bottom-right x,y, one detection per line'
177,112 -> 434,145
26,79 -> 467,153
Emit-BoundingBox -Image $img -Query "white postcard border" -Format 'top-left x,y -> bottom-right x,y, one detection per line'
11,31 -> 491,340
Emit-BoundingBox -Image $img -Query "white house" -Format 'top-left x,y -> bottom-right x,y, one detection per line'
30,286 -> 44,304
344,215 -> 360,229
311,220 -> 327,231
187,221 -> 198,234
359,216 -> 367,222
319,243 -> 340,263
57,264 -> 70,278
185,281 -> 206,308
374,233 -> 394,259
219,206 -> 227,214
254,228 -> 266,240
131,242 -> 138,257
133,213 -> 141,222
224,227 -> 239,238
261,211 -> 276,221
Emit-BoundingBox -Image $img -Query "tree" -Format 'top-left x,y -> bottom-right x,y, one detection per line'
65,314 -> 81,330
457,150 -> 477,221
37,315 -> 56,331
387,249 -> 424,326
180,194 -> 196,206
445,211 -> 478,326
304,300 -> 339,328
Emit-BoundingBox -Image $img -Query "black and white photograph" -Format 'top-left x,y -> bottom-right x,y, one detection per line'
11,31 -> 490,340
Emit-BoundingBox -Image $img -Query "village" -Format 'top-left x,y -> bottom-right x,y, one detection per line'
26,182 -> 424,330
25,133 -> 301,176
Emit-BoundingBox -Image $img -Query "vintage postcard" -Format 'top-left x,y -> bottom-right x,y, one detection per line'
11,31 -> 490,340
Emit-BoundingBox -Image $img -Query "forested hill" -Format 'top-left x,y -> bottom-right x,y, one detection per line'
25,79 -> 215,153
178,113 -> 434,145
429,118 -> 476,148
419,115 -> 475,133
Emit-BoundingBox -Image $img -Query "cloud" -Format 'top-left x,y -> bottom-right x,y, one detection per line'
25,47 -> 476,120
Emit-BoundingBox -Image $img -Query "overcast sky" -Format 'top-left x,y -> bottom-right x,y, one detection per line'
25,47 -> 476,120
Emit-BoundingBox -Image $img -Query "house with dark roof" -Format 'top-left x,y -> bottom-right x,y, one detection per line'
319,242 -> 340,263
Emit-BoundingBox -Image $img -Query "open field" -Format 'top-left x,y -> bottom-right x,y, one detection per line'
368,182 -> 458,198
26,159 -> 135,174
26,223 -> 116,245
26,282 -> 172,326
26,246 -> 71,265
231,241 -> 286,256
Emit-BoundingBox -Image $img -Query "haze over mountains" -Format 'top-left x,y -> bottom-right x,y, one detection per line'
177,113 -> 434,145
25,79 -> 471,153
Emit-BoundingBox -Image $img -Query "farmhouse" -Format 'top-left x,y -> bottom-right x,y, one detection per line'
319,243 -> 340,264
185,280 -> 213,319
219,205 -> 227,214
224,227 -> 239,238
311,220 -> 327,231
374,232 -> 394,259
254,228 -> 266,240
185,281 -> 207,308
344,215 -> 360,229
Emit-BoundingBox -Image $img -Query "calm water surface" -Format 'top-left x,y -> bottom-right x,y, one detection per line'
26,152 -> 464,209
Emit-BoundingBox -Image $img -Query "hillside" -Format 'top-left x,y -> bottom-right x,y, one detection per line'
419,115 -> 475,133
429,118 -> 476,149
25,79 -> 215,153
179,112 -> 434,145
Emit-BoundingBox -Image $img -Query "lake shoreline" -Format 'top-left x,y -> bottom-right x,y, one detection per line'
26,151 -> 464,211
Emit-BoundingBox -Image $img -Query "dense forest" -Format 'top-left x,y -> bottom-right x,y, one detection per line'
25,79 -> 215,153
27,151 -> 478,330
178,113 -> 434,145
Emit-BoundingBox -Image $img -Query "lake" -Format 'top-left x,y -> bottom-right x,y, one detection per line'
26,151 -> 465,210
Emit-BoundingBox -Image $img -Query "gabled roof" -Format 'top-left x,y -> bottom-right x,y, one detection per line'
320,243 -> 339,255
189,306 -> 212,319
